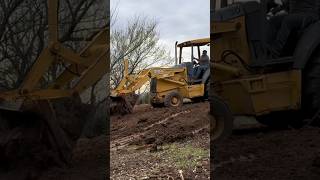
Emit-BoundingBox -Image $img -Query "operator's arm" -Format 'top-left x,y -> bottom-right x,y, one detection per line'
192,56 -> 199,64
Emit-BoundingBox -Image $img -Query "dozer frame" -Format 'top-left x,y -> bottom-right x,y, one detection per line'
0,0 -> 108,166
210,0 -> 320,141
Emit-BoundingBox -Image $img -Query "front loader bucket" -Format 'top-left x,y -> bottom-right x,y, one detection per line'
210,95 -> 233,142
110,94 -> 139,115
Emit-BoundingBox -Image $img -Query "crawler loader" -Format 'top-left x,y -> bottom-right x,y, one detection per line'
111,38 -> 210,115
210,0 -> 320,141
0,0 -> 108,171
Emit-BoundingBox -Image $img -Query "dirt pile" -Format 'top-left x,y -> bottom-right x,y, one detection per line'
111,102 -> 210,179
111,102 -> 210,149
0,97 -> 95,180
39,135 -> 107,180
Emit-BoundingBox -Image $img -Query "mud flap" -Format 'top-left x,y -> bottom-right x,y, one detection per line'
210,95 -> 233,142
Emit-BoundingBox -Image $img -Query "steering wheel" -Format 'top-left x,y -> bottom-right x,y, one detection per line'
192,57 -> 199,67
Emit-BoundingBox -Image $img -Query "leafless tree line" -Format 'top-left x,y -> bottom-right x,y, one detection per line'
0,0 -> 108,92
110,15 -> 173,89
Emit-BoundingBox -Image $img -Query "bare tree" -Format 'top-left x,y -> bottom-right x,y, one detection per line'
0,0 -> 109,138
0,0 -> 108,90
110,15 -> 173,88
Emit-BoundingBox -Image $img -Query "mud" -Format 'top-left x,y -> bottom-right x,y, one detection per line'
39,135 -> 107,180
0,97 -> 100,180
111,102 -> 210,179
111,102 -> 209,148
213,123 -> 320,180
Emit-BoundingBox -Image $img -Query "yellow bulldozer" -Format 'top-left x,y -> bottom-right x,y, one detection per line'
0,0 -> 108,169
210,0 -> 320,140
110,38 -> 210,115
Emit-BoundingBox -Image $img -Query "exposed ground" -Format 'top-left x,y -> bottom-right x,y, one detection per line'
38,135 -> 107,180
0,99 -> 107,180
213,118 -> 320,180
111,102 -> 210,179
3,100 -> 320,179
0,135 -> 107,180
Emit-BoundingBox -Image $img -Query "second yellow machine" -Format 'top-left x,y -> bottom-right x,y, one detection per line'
111,38 -> 210,114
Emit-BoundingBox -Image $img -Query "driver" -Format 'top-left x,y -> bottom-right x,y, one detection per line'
267,0 -> 320,58
193,50 -> 209,79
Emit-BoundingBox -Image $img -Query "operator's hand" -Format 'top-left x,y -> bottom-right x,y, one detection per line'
192,56 -> 199,63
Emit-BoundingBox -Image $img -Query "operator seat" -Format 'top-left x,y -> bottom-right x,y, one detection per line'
182,62 -> 210,84
241,1 -> 269,64
241,1 -> 294,67
184,62 -> 194,78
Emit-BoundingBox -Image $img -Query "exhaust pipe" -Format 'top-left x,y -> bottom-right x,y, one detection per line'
175,41 -> 178,65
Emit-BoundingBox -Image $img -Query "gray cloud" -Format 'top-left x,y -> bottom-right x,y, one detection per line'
111,0 -> 210,60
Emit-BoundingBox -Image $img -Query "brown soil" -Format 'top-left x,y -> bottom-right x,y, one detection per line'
0,98 -> 107,180
213,123 -> 320,180
111,102 -> 210,179
39,135 -> 107,180
111,102 -> 210,148
0,134 -> 107,180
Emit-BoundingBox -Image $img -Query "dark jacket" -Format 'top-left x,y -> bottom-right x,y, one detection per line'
289,0 -> 320,15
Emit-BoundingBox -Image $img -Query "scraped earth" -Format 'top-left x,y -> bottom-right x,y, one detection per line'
213,118 -> 320,180
0,99 -> 107,180
0,134 -> 108,180
111,102 -> 210,179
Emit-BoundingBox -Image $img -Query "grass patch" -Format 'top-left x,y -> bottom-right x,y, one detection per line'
160,143 -> 208,169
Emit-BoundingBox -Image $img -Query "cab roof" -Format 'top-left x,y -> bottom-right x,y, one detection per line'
177,38 -> 210,47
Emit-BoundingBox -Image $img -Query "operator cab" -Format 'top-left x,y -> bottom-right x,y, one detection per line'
213,0 -> 320,68
175,38 -> 210,84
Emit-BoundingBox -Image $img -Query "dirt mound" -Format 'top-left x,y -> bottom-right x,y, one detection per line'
39,135 -> 107,180
213,126 -> 320,180
111,102 -> 210,179
111,102 -> 210,148
110,94 -> 139,115
0,97 -> 94,179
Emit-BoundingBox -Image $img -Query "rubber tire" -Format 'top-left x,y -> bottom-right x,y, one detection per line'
209,95 -> 234,142
164,92 -> 183,107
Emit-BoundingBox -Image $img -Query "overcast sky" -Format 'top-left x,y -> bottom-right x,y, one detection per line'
111,0 -> 210,63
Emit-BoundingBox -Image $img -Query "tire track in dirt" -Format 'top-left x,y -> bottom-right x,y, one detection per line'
111,102 -> 210,145
111,110 -> 192,151
111,102 -> 210,179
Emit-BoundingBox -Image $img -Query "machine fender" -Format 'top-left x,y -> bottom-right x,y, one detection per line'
293,21 -> 320,69
210,94 -> 233,142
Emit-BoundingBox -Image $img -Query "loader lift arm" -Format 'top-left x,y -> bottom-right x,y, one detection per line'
110,59 -> 187,115
0,0 -> 108,170
112,59 -> 151,96
111,59 -> 186,97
